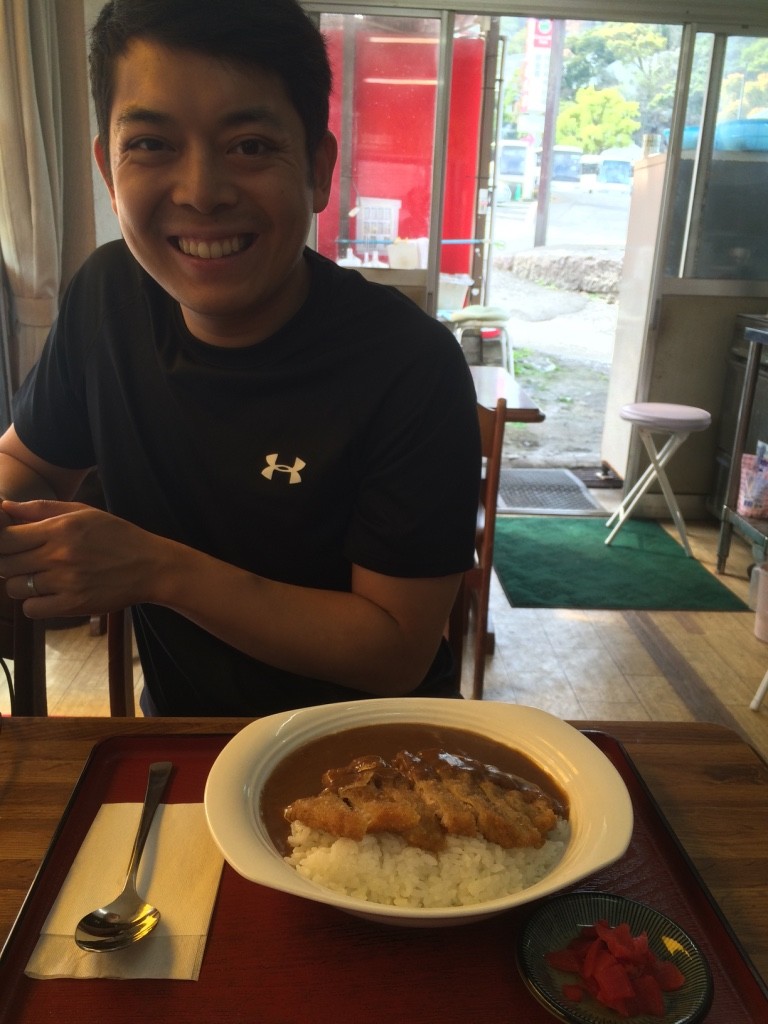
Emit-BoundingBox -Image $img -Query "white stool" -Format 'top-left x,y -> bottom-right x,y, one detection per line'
449,305 -> 513,374
605,402 -> 712,557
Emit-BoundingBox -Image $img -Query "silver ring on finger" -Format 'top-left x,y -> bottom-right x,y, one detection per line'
26,573 -> 39,597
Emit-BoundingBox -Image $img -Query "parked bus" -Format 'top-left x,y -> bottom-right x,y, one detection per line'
535,145 -> 583,193
579,153 -> 600,191
495,139 -> 537,202
594,146 -> 642,192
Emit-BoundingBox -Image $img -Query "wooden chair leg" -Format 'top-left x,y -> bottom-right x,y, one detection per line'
472,581 -> 492,701
485,611 -> 495,655
472,617 -> 487,700
446,577 -> 467,691
107,608 -> 135,716
12,602 -> 47,715
89,614 -> 107,636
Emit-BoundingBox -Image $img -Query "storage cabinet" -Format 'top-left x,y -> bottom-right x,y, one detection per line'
710,315 -> 768,517
716,314 -> 768,573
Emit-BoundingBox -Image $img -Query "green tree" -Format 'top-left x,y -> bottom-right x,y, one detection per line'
500,60 -> 525,136
557,86 -> 641,153
726,37 -> 768,79
563,23 -> 679,135
562,30 -> 618,97
721,71 -> 768,119
722,39 -> 768,119
499,20 -> 529,135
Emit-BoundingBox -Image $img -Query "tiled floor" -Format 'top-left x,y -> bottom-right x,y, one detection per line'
3,500 -> 767,764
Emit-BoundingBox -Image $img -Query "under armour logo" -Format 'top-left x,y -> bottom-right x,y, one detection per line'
261,453 -> 306,484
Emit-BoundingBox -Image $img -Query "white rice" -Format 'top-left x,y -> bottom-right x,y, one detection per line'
285,818 -> 570,908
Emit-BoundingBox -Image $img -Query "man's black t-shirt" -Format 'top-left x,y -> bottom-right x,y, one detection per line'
13,242 -> 480,714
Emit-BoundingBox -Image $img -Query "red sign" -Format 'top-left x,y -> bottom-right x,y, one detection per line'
532,18 -> 553,49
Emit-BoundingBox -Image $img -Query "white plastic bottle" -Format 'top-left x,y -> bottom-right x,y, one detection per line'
338,247 -> 362,267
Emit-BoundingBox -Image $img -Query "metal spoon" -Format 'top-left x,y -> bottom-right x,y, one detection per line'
75,760 -> 173,952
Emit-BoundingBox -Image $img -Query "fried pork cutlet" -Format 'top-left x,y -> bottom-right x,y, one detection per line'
283,749 -> 563,852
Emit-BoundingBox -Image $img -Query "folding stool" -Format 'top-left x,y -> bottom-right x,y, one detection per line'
605,402 -> 711,557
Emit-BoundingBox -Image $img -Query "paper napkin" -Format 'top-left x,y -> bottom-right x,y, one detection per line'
25,802 -> 224,980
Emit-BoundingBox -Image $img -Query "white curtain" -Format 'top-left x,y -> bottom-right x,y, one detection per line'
0,0 -> 63,389
0,254 -> 13,429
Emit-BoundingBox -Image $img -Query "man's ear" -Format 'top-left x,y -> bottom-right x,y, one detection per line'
93,135 -> 118,214
311,131 -> 338,214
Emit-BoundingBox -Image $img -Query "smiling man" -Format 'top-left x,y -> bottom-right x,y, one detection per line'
0,0 -> 480,716
97,38 -> 336,347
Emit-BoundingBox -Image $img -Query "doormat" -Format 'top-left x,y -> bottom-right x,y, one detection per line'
570,465 -> 623,489
493,516 -> 749,611
498,468 -> 604,515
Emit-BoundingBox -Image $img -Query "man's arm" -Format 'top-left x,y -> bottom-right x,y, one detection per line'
0,478 -> 461,697
0,427 -> 90,502
157,547 -> 461,694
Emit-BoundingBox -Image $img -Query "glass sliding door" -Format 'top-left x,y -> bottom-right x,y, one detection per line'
311,9 -> 490,315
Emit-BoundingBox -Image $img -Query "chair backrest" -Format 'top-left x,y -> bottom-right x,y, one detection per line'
470,398 -> 507,699
445,398 -> 506,698
107,608 -> 135,716
1,597 -> 134,716
476,397 -> 507,572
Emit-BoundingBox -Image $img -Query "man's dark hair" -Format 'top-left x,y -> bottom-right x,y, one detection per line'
89,0 -> 332,164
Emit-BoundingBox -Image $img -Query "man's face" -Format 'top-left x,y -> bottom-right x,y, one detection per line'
94,39 -> 336,347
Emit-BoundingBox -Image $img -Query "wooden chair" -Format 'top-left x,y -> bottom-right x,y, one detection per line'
445,573 -> 467,690
105,608 -> 136,716
0,593 -> 46,715
0,593 -> 135,716
444,400 -> 506,699
0,467 -> 137,717
464,398 -> 507,700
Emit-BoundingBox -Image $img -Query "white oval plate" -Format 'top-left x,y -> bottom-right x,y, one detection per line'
204,700 -> 633,927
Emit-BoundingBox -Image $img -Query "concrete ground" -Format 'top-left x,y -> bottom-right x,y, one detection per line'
476,255 -> 620,470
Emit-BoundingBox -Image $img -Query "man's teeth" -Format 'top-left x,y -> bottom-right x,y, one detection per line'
177,236 -> 245,258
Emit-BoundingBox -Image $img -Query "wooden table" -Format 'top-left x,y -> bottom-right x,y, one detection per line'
470,364 -> 545,422
1,716 -> 766,989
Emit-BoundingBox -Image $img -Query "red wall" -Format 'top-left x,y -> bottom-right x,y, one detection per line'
443,38 -> 484,273
319,27 -> 483,277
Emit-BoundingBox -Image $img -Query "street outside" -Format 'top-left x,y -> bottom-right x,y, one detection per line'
481,188 -> 630,469
491,186 -> 630,254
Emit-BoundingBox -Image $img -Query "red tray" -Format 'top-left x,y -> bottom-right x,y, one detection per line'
0,731 -> 766,1023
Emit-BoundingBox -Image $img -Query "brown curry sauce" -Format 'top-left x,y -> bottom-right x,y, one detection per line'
260,722 -> 568,854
